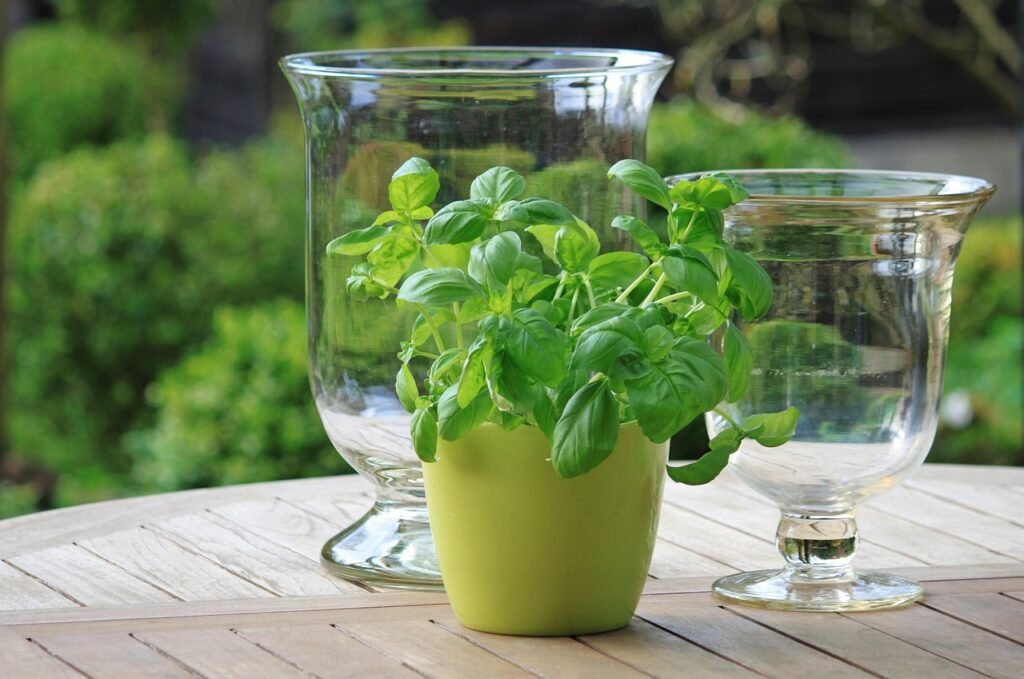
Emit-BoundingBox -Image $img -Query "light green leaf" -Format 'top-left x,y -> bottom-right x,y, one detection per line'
411,407 -> 438,462
661,244 -> 719,304
525,224 -> 560,262
554,219 -> 600,273
456,337 -> 489,407
569,316 -> 645,376
669,175 -> 748,210
608,159 -> 672,210
519,198 -> 576,225
587,251 -> 649,293
398,268 -> 483,305
326,225 -> 390,257
389,157 -> 440,211
423,200 -> 492,245
367,234 -> 419,286
723,323 -> 753,402
551,378 -> 620,478
471,166 -> 527,203
396,363 -> 418,413
742,407 -> 799,447
468,232 -> 522,287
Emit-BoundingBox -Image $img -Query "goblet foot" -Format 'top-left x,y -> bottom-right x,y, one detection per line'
321,499 -> 442,590
713,568 -> 923,612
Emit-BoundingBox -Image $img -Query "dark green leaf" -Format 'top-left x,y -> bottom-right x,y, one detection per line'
671,206 -> 722,247
468,232 -> 522,287
428,347 -> 466,382
661,245 -> 719,303
494,352 -> 536,415
531,387 -> 557,441
470,166 -> 526,203
411,407 -> 438,462
569,316 -> 645,376
456,337 -> 489,407
666,428 -> 741,485
398,268 -> 483,305
612,215 -> 663,256
326,225 -> 390,256
742,407 -> 799,447
504,308 -> 567,387
423,200 -> 492,245
519,198 -> 576,226
525,224 -> 559,262
570,303 -> 636,335
389,157 -> 440,211
500,411 -> 526,431
723,323 -> 753,402
437,385 -> 493,441
608,159 -> 672,210
396,363 -> 418,413
642,325 -> 674,362
551,378 -> 620,478
626,339 -> 725,442
587,251 -> 649,292
554,369 -> 589,411
723,247 -> 773,320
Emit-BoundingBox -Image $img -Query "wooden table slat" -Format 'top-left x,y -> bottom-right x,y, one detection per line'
1,465 -> 1022,678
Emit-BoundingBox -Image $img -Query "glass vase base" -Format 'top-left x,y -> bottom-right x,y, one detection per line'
320,500 -> 443,591
712,569 -> 923,612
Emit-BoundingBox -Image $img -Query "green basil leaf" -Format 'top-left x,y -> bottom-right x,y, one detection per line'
456,337 -> 489,407
671,206 -> 722,247
723,323 -> 753,402
425,243 -> 472,269
611,215 -> 663,256
372,210 -> 402,227
607,159 -> 672,210
423,200 -> 492,245
396,363 -> 418,413
569,316 -> 645,375
587,251 -> 649,293
398,268 -> 483,305
742,407 -> 799,447
494,352 -> 536,415
367,234 -> 419,286
500,411 -> 527,431
551,378 -> 619,478
389,157 -> 440,211
437,384 -> 493,441
642,325 -> 674,362
570,303 -> 635,335
428,347 -> 466,382
625,339 -> 725,442
531,386 -> 557,441
554,220 -> 600,273
723,247 -> 773,320
468,232 -> 522,287
471,166 -> 527,203
504,308 -> 567,388
411,407 -> 438,463
669,175 -> 747,210
661,245 -> 719,304
525,224 -> 560,263
666,428 -> 741,485
412,308 -> 454,347
519,197 -> 576,226
554,369 -> 589,411
326,225 -> 390,257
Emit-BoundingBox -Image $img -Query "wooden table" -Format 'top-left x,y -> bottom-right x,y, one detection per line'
1,465 -> 1022,678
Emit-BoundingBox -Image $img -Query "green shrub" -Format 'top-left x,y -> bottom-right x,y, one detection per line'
130,300 -> 342,491
53,0 -> 215,56
934,216 -> 1023,465
3,24 -> 180,180
647,99 -> 849,177
8,128 -> 308,499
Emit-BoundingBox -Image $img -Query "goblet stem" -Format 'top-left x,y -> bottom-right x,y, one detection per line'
776,513 -> 857,583
713,510 -> 923,611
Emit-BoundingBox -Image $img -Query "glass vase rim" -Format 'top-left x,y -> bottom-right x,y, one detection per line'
666,168 -> 995,206
279,46 -> 674,80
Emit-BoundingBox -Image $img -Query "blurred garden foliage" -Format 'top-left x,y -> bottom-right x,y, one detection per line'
0,1 -> 1020,518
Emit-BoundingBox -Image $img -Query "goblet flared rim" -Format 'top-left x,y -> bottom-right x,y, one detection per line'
279,46 -> 674,79
666,168 -> 996,206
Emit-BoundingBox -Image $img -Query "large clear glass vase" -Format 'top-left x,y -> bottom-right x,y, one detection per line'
281,48 -> 671,589
678,170 -> 994,611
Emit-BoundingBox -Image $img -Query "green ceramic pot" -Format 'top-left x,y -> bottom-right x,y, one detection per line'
423,421 -> 668,636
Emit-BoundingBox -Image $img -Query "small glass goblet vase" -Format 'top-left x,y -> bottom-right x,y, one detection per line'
682,170 -> 994,611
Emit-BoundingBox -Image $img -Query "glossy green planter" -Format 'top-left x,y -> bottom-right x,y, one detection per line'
423,421 -> 668,636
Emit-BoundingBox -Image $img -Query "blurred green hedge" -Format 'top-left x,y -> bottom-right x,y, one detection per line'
129,300 -> 341,491
3,24 -> 180,181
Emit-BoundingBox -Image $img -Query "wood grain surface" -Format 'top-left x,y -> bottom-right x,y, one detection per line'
1,465 -> 1022,677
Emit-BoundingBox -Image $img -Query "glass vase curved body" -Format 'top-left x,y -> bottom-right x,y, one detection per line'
683,170 -> 994,611
282,48 -> 671,589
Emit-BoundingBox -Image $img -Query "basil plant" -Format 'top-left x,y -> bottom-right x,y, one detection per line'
327,158 -> 797,484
